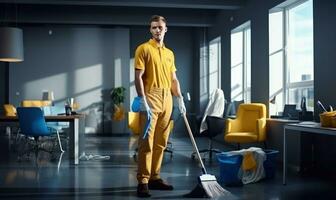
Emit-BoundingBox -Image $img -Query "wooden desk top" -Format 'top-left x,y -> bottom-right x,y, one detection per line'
284,122 -> 336,139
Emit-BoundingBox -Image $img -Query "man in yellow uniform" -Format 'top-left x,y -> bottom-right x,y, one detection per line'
134,15 -> 186,197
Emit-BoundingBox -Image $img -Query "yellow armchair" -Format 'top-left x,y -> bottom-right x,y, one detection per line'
3,104 -> 17,116
224,103 -> 267,149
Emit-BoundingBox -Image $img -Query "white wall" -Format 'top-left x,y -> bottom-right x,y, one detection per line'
10,26 -> 130,134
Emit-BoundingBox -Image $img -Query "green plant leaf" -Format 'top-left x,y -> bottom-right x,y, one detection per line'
110,86 -> 126,105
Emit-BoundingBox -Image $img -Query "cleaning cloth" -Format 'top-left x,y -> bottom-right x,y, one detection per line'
79,152 -> 110,161
242,151 -> 257,171
226,147 -> 266,184
199,89 -> 225,133
132,97 -> 151,139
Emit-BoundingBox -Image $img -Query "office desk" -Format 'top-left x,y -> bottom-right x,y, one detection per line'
266,118 -> 300,163
0,115 -> 85,165
283,122 -> 336,184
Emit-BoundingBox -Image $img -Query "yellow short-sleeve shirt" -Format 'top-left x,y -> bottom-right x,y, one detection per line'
134,39 -> 176,90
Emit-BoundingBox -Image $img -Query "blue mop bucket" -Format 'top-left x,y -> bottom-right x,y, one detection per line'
263,149 -> 279,179
216,152 -> 242,185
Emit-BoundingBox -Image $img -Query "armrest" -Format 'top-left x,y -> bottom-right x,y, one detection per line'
206,116 -> 226,136
256,118 -> 267,141
226,117 -> 243,133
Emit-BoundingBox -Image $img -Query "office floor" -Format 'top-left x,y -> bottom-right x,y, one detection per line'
1,134 -> 336,200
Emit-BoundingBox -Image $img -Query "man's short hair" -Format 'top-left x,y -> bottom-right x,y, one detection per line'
149,15 -> 167,25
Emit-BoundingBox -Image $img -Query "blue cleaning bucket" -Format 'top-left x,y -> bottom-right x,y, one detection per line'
216,152 -> 242,185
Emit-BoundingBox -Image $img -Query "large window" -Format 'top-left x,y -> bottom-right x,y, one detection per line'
231,21 -> 251,102
269,0 -> 314,115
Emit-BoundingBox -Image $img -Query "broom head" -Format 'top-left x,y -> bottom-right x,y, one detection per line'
183,174 -> 232,198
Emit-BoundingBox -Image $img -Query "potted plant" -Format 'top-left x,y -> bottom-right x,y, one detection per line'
110,86 -> 126,121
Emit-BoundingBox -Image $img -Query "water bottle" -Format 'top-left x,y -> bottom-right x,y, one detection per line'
65,104 -> 72,115
301,97 -> 307,114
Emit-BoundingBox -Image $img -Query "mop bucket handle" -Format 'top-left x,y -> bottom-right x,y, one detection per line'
182,113 -> 207,174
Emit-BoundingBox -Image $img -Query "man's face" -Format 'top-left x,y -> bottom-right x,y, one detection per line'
150,20 -> 167,42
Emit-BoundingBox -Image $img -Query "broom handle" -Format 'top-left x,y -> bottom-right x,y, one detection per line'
182,113 -> 207,174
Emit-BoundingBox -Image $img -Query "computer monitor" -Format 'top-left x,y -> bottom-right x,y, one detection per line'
282,104 -> 298,119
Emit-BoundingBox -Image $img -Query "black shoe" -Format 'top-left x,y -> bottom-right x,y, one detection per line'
137,183 -> 151,198
148,178 -> 174,190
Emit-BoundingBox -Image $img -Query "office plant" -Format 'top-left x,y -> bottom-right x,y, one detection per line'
110,86 -> 126,121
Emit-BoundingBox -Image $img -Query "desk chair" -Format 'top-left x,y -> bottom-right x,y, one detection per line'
21,100 -> 70,139
224,103 -> 267,149
230,100 -> 244,116
128,112 -> 174,160
191,116 -> 224,160
191,102 -> 233,161
16,107 -> 64,160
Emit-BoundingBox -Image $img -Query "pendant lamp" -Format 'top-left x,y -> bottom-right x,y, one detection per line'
0,27 -> 24,62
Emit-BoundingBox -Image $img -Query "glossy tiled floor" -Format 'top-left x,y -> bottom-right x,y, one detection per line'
1,134 -> 336,200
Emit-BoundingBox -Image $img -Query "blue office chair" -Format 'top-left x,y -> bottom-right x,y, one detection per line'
17,107 -> 64,154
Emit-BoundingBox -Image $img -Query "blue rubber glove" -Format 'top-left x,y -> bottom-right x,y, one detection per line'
131,96 -> 141,112
131,96 -> 152,139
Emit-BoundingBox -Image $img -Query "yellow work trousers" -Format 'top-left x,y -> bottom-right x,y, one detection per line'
137,88 -> 173,184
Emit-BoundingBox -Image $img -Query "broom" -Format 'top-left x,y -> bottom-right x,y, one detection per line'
182,113 -> 232,198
